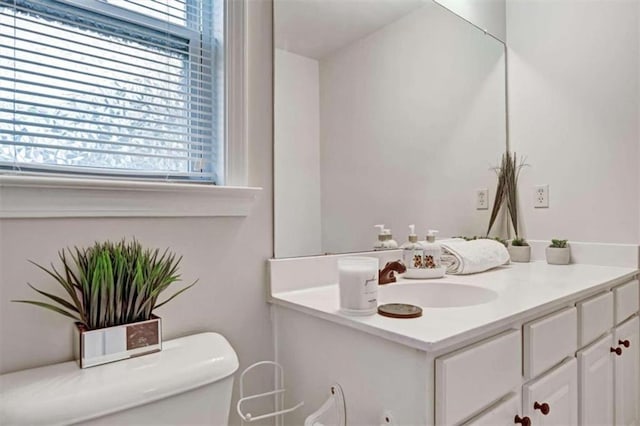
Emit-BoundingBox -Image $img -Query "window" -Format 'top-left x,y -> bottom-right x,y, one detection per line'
0,0 -> 224,183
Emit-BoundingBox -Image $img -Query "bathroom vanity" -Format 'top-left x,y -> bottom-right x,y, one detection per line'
269,254 -> 639,425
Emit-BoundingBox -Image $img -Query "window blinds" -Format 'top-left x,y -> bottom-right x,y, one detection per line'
0,0 -> 223,183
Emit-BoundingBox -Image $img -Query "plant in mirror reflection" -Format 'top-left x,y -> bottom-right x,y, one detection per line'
487,152 -> 529,239
511,237 -> 529,247
550,239 -> 568,248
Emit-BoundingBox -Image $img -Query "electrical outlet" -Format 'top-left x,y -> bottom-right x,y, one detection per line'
534,185 -> 549,208
476,189 -> 489,210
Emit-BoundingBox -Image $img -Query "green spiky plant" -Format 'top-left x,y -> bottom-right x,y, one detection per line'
13,240 -> 197,330
550,239 -> 568,249
511,237 -> 529,247
487,152 -> 528,239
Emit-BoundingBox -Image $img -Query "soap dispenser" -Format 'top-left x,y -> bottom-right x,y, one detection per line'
374,225 -> 398,250
423,230 -> 442,269
401,225 -> 423,269
382,228 -> 398,249
374,225 -> 386,250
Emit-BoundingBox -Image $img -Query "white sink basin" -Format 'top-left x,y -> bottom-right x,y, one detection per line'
378,282 -> 498,308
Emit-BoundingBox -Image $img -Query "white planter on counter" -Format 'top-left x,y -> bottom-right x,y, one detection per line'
508,245 -> 531,263
546,247 -> 571,265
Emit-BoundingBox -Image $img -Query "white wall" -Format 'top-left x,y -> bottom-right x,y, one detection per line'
436,0 -> 506,41
319,4 -> 506,253
506,0 -> 640,244
274,49 -> 323,257
0,1 -> 274,424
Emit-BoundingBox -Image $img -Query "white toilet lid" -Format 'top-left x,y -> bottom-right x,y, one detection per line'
0,332 -> 238,425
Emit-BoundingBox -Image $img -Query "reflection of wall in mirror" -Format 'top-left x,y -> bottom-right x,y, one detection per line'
435,0 -> 506,41
275,49 -> 323,258
320,4 -> 506,254
275,2 -> 506,257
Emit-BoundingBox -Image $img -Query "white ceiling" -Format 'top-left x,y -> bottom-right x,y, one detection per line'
275,0 -> 428,60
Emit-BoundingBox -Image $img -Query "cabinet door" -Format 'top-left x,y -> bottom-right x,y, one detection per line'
614,316 -> 639,426
523,357 -> 578,426
578,333 -> 614,426
435,330 -> 521,425
465,393 -> 523,426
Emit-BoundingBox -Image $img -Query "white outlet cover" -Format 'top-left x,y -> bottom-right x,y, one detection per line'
534,185 -> 549,208
476,189 -> 489,210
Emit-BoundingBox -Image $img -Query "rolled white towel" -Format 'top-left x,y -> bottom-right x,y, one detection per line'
440,239 -> 510,275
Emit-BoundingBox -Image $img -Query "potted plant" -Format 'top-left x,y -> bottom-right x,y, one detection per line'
546,239 -> 570,265
509,237 -> 531,263
486,152 -> 529,245
13,240 -> 196,368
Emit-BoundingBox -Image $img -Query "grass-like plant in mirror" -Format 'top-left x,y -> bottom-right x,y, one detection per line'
487,152 -> 529,239
13,240 -> 197,330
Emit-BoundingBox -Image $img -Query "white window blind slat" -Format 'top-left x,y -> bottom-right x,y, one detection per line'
4,140 -> 209,160
0,90 -> 215,127
3,109 -> 212,135
2,121 -> 213,149
0,0 -> 223,183
0,7 -> 215,65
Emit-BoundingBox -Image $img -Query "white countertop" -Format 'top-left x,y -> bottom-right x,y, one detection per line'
271,262 -> 638,352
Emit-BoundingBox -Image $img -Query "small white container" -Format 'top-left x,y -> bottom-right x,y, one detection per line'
338,257 -> 379,315
546,246 -> 571,265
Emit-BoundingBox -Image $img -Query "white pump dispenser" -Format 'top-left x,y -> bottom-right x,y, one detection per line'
374,224 -> 386,250
382,228 -> 398,249
423,230 -> 442,269
401,225 -> 423,269
373,224 -> 398,250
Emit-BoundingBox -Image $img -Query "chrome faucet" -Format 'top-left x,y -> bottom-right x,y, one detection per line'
379,260 -> 406,285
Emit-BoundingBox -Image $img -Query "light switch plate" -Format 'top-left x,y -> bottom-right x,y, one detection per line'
476,189 -> 489,210
534,185 -> 549,208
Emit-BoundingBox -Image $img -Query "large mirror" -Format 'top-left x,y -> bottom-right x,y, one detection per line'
274,0 -> 507,258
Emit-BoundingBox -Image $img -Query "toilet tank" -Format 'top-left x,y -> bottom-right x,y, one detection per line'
0,333 -> 239,426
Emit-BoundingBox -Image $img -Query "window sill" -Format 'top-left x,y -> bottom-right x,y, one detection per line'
0,175 -> 262,218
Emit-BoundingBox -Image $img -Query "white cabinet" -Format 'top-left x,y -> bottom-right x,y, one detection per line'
435,330 -> 521,425
614,281 -> 639,325
273,276 -> 639,426
577,333 -> 615,426
523,358 -> 578,426
614,316 -> 639,426
464,393 -> 524,426
523,307 -> 578,379
577,292 -> 614,347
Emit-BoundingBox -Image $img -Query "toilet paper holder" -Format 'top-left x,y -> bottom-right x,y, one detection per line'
237,361 -> 304,424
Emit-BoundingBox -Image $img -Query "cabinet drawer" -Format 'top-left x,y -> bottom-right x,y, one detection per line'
436,329 -> 521,425
614,280 -> 639,324
577,292 -> 613,348
524,307 -> 577,379
463,392 -> 521,426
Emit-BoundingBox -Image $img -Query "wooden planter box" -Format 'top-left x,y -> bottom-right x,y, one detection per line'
74,316 -> 162,368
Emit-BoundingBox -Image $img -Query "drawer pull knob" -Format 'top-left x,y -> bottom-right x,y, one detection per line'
534,401 -> 550,415
619,339 -> 630,348
514,415 -> 531,426
611,346 -> 623,356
